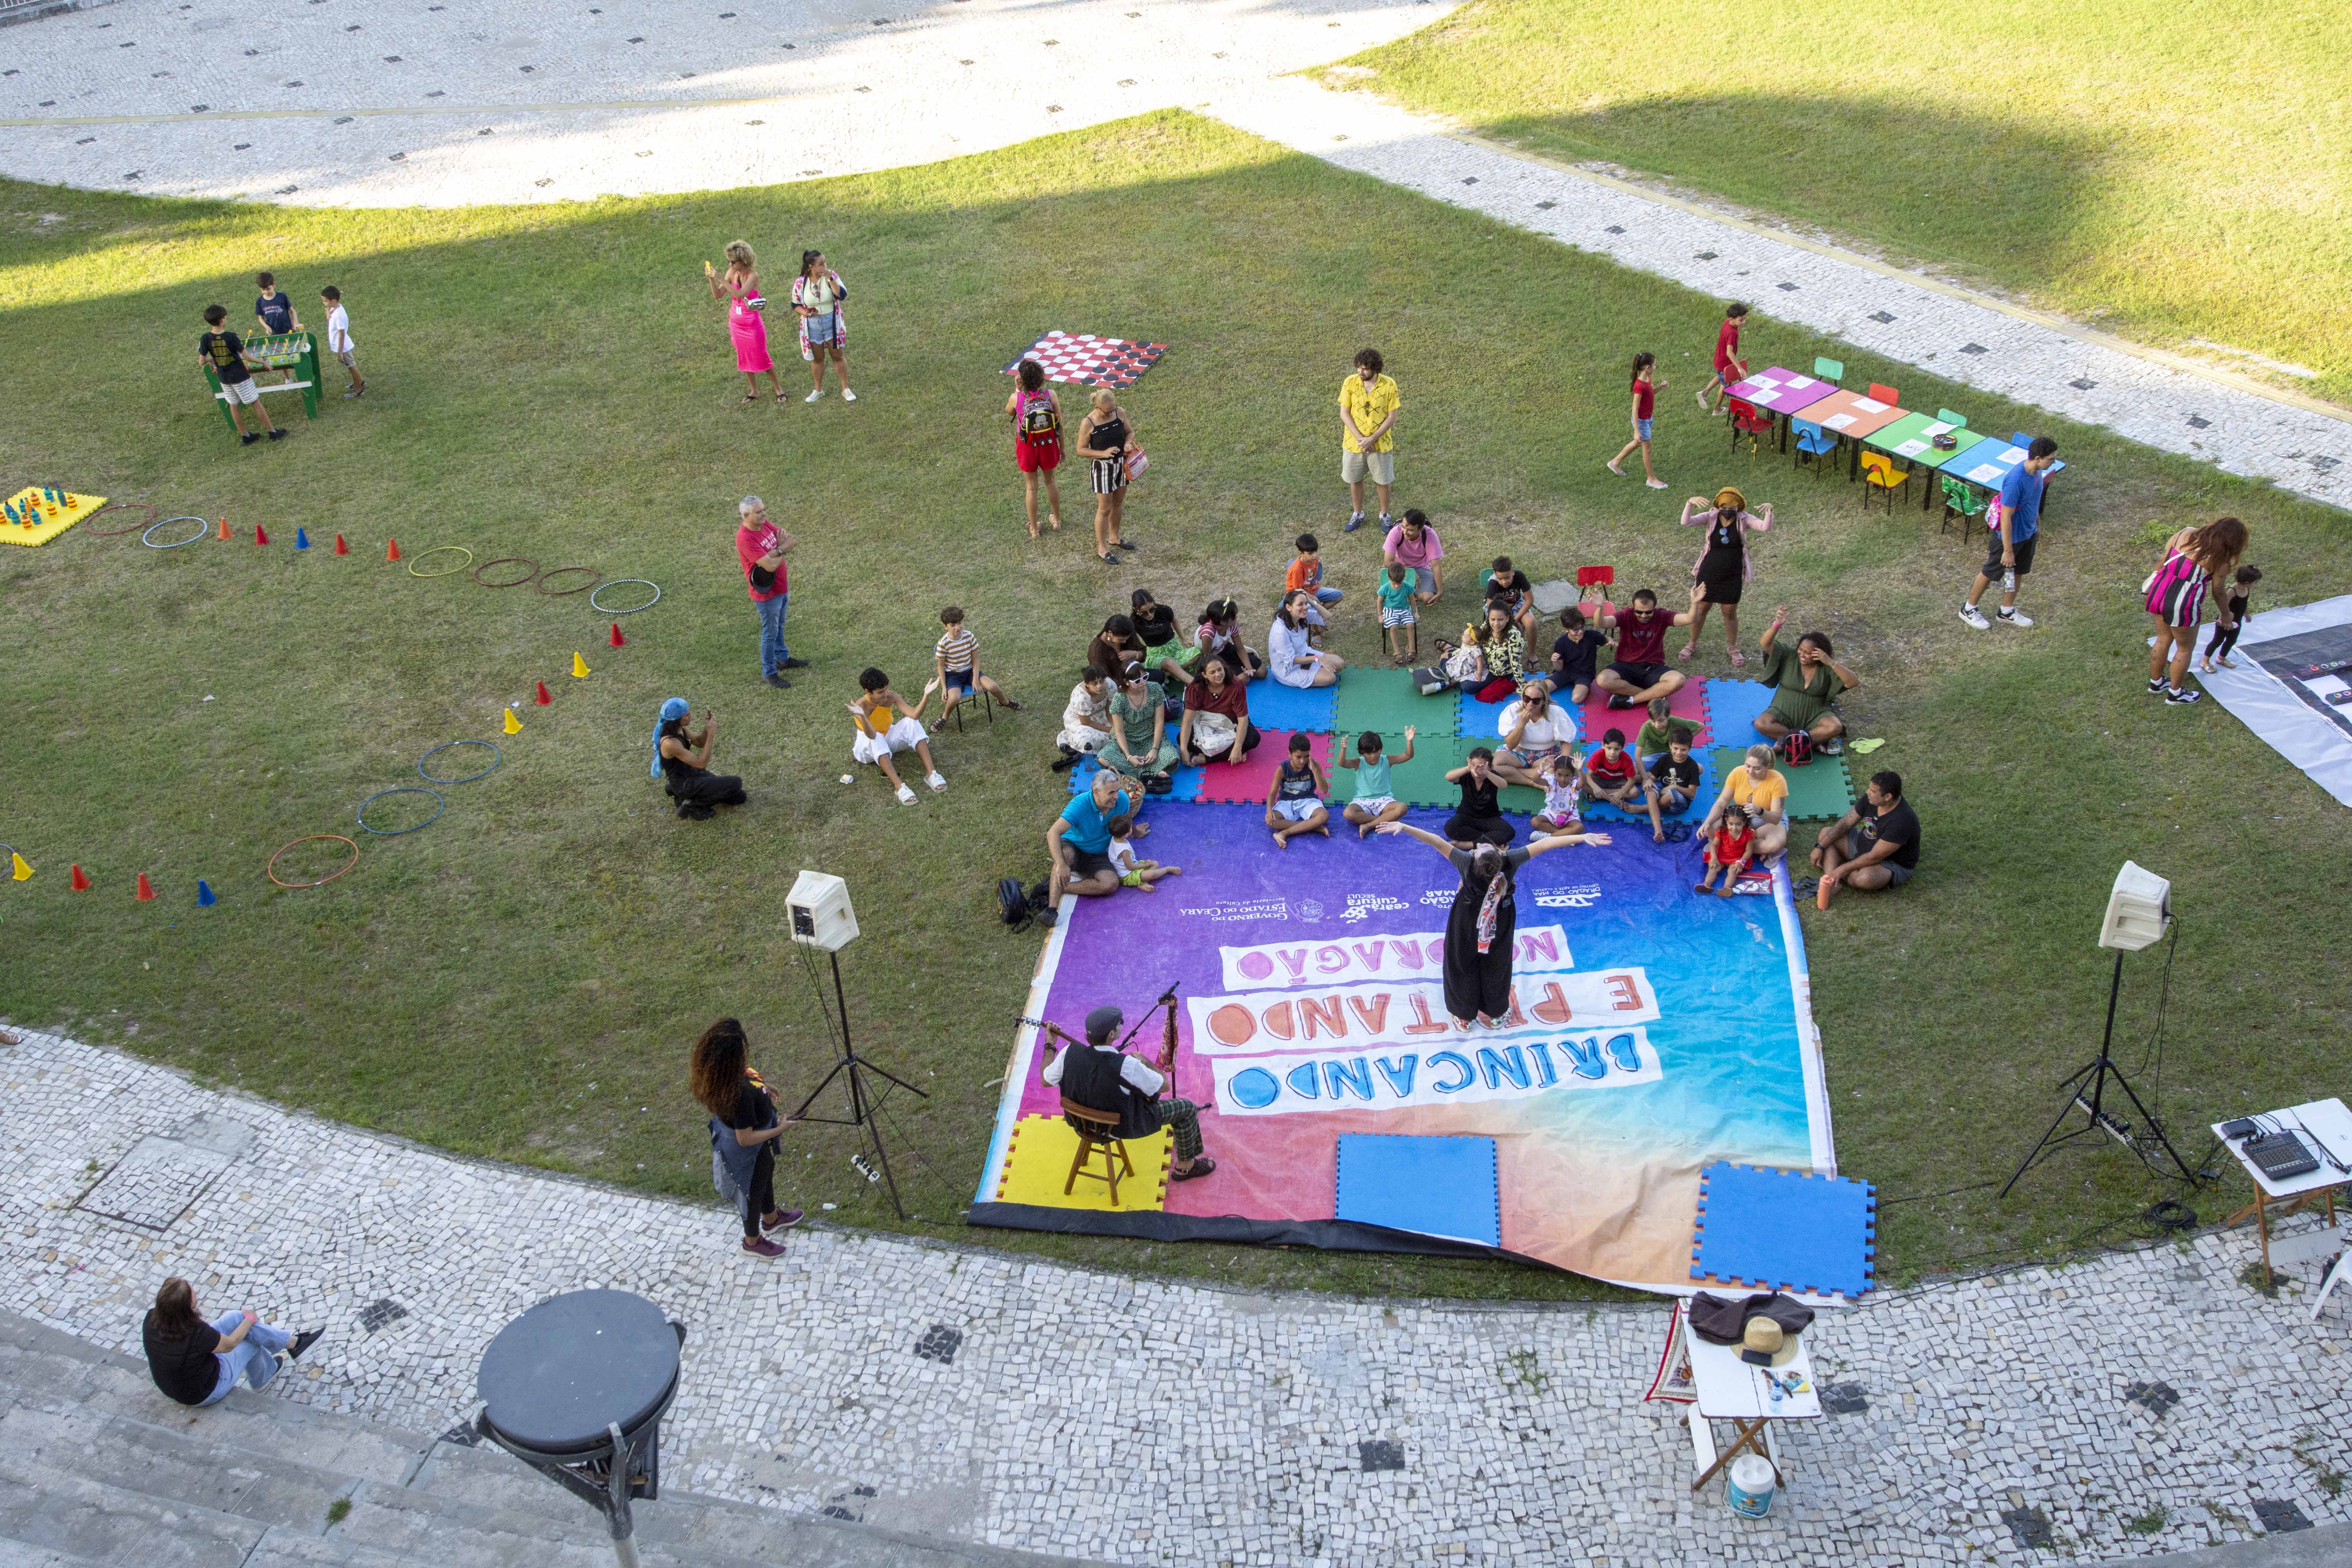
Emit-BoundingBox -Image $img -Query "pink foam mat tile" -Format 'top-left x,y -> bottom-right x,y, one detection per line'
1189,729 -> 1336,804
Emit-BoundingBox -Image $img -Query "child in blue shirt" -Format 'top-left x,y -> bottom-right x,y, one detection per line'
1377,562 -> 1419,663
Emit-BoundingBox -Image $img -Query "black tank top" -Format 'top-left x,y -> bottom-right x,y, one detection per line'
659,723 -> 702,785
1092,415 -> 1127,456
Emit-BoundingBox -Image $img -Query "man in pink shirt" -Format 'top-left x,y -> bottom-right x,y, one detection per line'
1381,507 -> 1444,607
734,495 -> 806,688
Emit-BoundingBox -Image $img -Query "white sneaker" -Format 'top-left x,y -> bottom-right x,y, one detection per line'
1958,604 -> 1991,631
893,782 -> 917,804
925,771 -> 947,791
842,388 -> 858,402
1645,477 -> 1668,489
805,388 -> 825,403
1995,607 -> 2034,628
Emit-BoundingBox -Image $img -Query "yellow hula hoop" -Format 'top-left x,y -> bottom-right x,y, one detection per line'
407,545 -> 474,578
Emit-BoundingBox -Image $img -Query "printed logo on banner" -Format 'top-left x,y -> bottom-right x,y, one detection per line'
1218,926 -> 1574,992
1532,882 -> 1604,910
1342,895 -> 1409,923
1187,971 -> 1659,1056
1178,899 -> 1292,924
1212,1027 -> 1662,1116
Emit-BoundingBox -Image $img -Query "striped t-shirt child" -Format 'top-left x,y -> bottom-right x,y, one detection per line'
936,627 -> 978,671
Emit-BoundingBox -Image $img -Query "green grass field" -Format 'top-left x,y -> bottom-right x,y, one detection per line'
3,111 -> 2346,1303
1336,0 -> 2352,405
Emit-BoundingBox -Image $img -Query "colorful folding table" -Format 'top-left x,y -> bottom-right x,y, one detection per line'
1778,388 -> 1905,477
1724,368 -> 1839,452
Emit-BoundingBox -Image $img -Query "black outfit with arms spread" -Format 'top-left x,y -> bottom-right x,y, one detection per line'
1695,512 -> 1746,605
1441,846 -> 1532,1022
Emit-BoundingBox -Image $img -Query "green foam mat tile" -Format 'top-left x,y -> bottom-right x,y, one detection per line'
1379,733 -> 1482,808
1333,668 -> 1455,738
1709,746 -> 1854,820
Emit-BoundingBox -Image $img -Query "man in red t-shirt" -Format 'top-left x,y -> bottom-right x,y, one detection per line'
1594,587 -> 1697,709
1700,301 -> 1749,415
734,495 -> 806,688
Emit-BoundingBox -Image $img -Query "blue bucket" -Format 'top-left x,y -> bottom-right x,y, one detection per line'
1726,1454 -> 1777,1517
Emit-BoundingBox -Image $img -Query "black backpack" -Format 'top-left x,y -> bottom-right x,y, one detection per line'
998,877 -> 1031,928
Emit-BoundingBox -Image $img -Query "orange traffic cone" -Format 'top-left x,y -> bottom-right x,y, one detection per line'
135,872 -> 156,902
254,524 -> 270,546
216,517 -> 231,541
609,622 -> 626,648
534,680 -> 553,705
386,538 -> 402,561
70,864 -> 90,891
333,533 -> 349,555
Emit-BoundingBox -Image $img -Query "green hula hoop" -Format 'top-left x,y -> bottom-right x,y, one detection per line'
472,555 -> 540,589
590,579 -> 661,615
407,545 -> 474,578
142,515 -> 211,549
417,739 -> 502,785
357,787 -> 445,836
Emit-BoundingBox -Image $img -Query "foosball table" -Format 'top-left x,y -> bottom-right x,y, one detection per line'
202,330 -> 321,428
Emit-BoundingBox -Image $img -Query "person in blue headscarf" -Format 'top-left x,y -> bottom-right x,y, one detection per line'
653,698 -> 747,819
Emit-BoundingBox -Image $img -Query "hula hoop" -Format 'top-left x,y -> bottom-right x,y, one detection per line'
407,545 -> 474,578
85,501 -> 159,536
472,555 -> 540,588
534,565 -> 602,597
142,515 -> 211,549
356,787 -> 445,836
417,739 -> 502,784
268,834 -> 360,888
591,579 -> 662,615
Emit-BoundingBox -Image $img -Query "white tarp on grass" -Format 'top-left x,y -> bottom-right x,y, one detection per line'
2196,592 -> 2352,808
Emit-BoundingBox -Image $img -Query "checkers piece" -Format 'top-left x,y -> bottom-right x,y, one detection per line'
1699,678 -> 1778,746
1246,679 -> 1338,732
1690,1160 -> 1876,1301
1189,729 -> 1332,806
1333,667 -> 1451,738
1002,330 -> 1167,390
1709,745 -> 1854,820
1065,752 -> 1204,804
1335,1134 -> 1501,1248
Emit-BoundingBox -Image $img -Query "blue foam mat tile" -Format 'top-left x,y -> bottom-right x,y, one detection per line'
1067,752 -> 1205,803
1701,679 -> 1777,746
1689,1160 -> 1877,1300
1579,749 -> 1719,827
1336,1133 -> 1502,1249
1247,679 -> 1339,732
1455,690 -> 1517,742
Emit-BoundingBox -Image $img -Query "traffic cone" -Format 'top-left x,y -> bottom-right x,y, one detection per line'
70,864 -> 90,891
608,622 -> 626,648
136,872 -> 156,902
10,851 -> 31,881
534,681 -> 552,705
216,517 -> 231,541
386,538 -> 402,561
254,524 -> 270,546
571,652 -> 590,679
333,533 -> 349,555
294,527 -> 310,550
503,708 -> 523,735
197,879 -> 218,907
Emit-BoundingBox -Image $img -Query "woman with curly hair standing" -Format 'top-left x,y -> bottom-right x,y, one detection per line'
792,249 -> 855,403
704,241 -> 782,403
690,1018 -> 803,1258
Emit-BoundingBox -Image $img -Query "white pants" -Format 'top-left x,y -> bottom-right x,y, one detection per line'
852,717 -> 927,765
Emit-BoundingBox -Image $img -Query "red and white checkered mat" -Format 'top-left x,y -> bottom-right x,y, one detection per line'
1002,330 -> 1166,389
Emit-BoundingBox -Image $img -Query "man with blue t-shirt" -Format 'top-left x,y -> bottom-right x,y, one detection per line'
1960,436 -> 2058,630
1042,768 -> 1142,922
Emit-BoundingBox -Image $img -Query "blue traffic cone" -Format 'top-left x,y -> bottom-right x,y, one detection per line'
196,879 -> 217,907
294,527 -> 310,550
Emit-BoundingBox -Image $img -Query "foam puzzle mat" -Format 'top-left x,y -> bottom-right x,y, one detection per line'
1690,1161 -> 1876,1301
1,487 -> 105,548
1247,679 -> 1339,732
1334,668 -> 1455,737
995,1113 -> 1170,1212
1335,1134 -> 1501,1248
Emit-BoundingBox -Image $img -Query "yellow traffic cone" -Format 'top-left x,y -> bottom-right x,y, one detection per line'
571,652 -> 590,679
9,851 -> 31,881
503,708 -> 523,735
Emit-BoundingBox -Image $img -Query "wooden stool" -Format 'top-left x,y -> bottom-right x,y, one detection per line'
1061,1096 -> 1134,1205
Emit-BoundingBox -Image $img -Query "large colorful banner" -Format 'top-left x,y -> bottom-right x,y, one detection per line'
971,804 -> 1833,1292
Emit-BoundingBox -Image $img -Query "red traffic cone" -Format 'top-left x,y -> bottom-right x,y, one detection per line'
534,680 -> 553,706
136,872 -> 156,902
333,533 -> 349,555
70,864 -> 90,891
386,538 -> 402,561
254,524 -> 270,546
609,622 -> 626,648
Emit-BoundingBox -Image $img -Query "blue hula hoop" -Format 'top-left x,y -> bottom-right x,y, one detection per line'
142,515 -> 210,549
590,578 -> 661,614
357,787 -> 445,836
417,740 -> 502,784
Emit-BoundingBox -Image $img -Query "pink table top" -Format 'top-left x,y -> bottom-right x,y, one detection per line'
1725,368 -> 1837,414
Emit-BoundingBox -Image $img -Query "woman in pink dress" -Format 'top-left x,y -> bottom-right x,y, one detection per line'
704,241 -> 782,403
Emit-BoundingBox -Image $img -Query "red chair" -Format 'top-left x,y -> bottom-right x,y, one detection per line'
1728,398 -> 1773,461
1867,382 -> 1900,406
1575,565 -> 1614,588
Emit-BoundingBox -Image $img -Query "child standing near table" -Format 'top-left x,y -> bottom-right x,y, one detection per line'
320,286 -> 363,399
253,272 -> 301,384
198,305 -> 282,445
1377,563 -> 1419,664
1700,302 -> 1749,414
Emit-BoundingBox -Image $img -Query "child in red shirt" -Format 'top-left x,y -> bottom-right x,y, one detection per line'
1697,813 -> 1755,897
1580,728 -> 1643,811
1607,352 -> 1667,490
1701,302 -> 1749,414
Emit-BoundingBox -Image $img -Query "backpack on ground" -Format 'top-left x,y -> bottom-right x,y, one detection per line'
998,877 -> 1032,927
1777,731 -> 1813,767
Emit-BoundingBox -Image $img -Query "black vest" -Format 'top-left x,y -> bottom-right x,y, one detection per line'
1061,1044 -> 1154,1140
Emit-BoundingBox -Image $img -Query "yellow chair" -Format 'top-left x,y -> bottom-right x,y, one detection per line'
1859,451 -> 1911,514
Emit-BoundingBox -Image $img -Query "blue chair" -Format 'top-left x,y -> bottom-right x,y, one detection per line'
1791,418 -> 1838,480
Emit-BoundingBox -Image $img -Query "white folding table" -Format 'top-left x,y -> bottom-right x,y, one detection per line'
2214,1097 -> 2352,1281
1686,1331 -> 1821,1492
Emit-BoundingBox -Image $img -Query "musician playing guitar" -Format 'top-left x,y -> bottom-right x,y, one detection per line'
1036,998 -> 1217,1182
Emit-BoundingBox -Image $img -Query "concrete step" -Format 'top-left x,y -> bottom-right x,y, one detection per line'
0,1537 -> 104,1568
0,1468 -> 264,1568
7,1407 -> 356,1537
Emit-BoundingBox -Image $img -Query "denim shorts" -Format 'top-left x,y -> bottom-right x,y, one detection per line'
1634,416 -> 1654,441
805,312 -> 838,346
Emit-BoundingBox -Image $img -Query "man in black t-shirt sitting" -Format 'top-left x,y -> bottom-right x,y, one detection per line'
198,303 -> 283,445
1809,769 -> 1919,906
1042,1005 -> 1216,1181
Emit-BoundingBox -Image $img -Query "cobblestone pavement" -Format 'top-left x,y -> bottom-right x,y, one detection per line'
4,1029 -> 2347,1564
7,0 -> 2347,510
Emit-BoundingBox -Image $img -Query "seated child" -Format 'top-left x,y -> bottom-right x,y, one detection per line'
935,606 -> 1021,716
1531,751 -> 1584,835
1286,532 -> 1342,628
1339,726 -> 1414,837
1697,810 -> 1756,897
1633,697 -> 1692,770
849,667 -> 946,805
1377,563 -> 1419,665
1645,733 -> 1702,837
1582,728 -> 1665,837
1264,731 -> 1331,848
1548,606 -> 1599,704
1106,813 -> 1181,892
1486,557 -> 1536,638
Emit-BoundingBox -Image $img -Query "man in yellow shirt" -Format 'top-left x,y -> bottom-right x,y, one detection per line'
1339,347 -> 1400,533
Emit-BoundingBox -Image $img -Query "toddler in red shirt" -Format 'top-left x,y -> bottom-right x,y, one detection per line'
1697,814 -> 1755,897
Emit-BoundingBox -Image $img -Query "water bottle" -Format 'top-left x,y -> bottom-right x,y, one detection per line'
2002,566 -> 2016,593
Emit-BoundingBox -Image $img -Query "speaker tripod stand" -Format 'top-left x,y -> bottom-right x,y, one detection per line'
791,948 -> 926,1220
2000,948 -> 2198,1198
